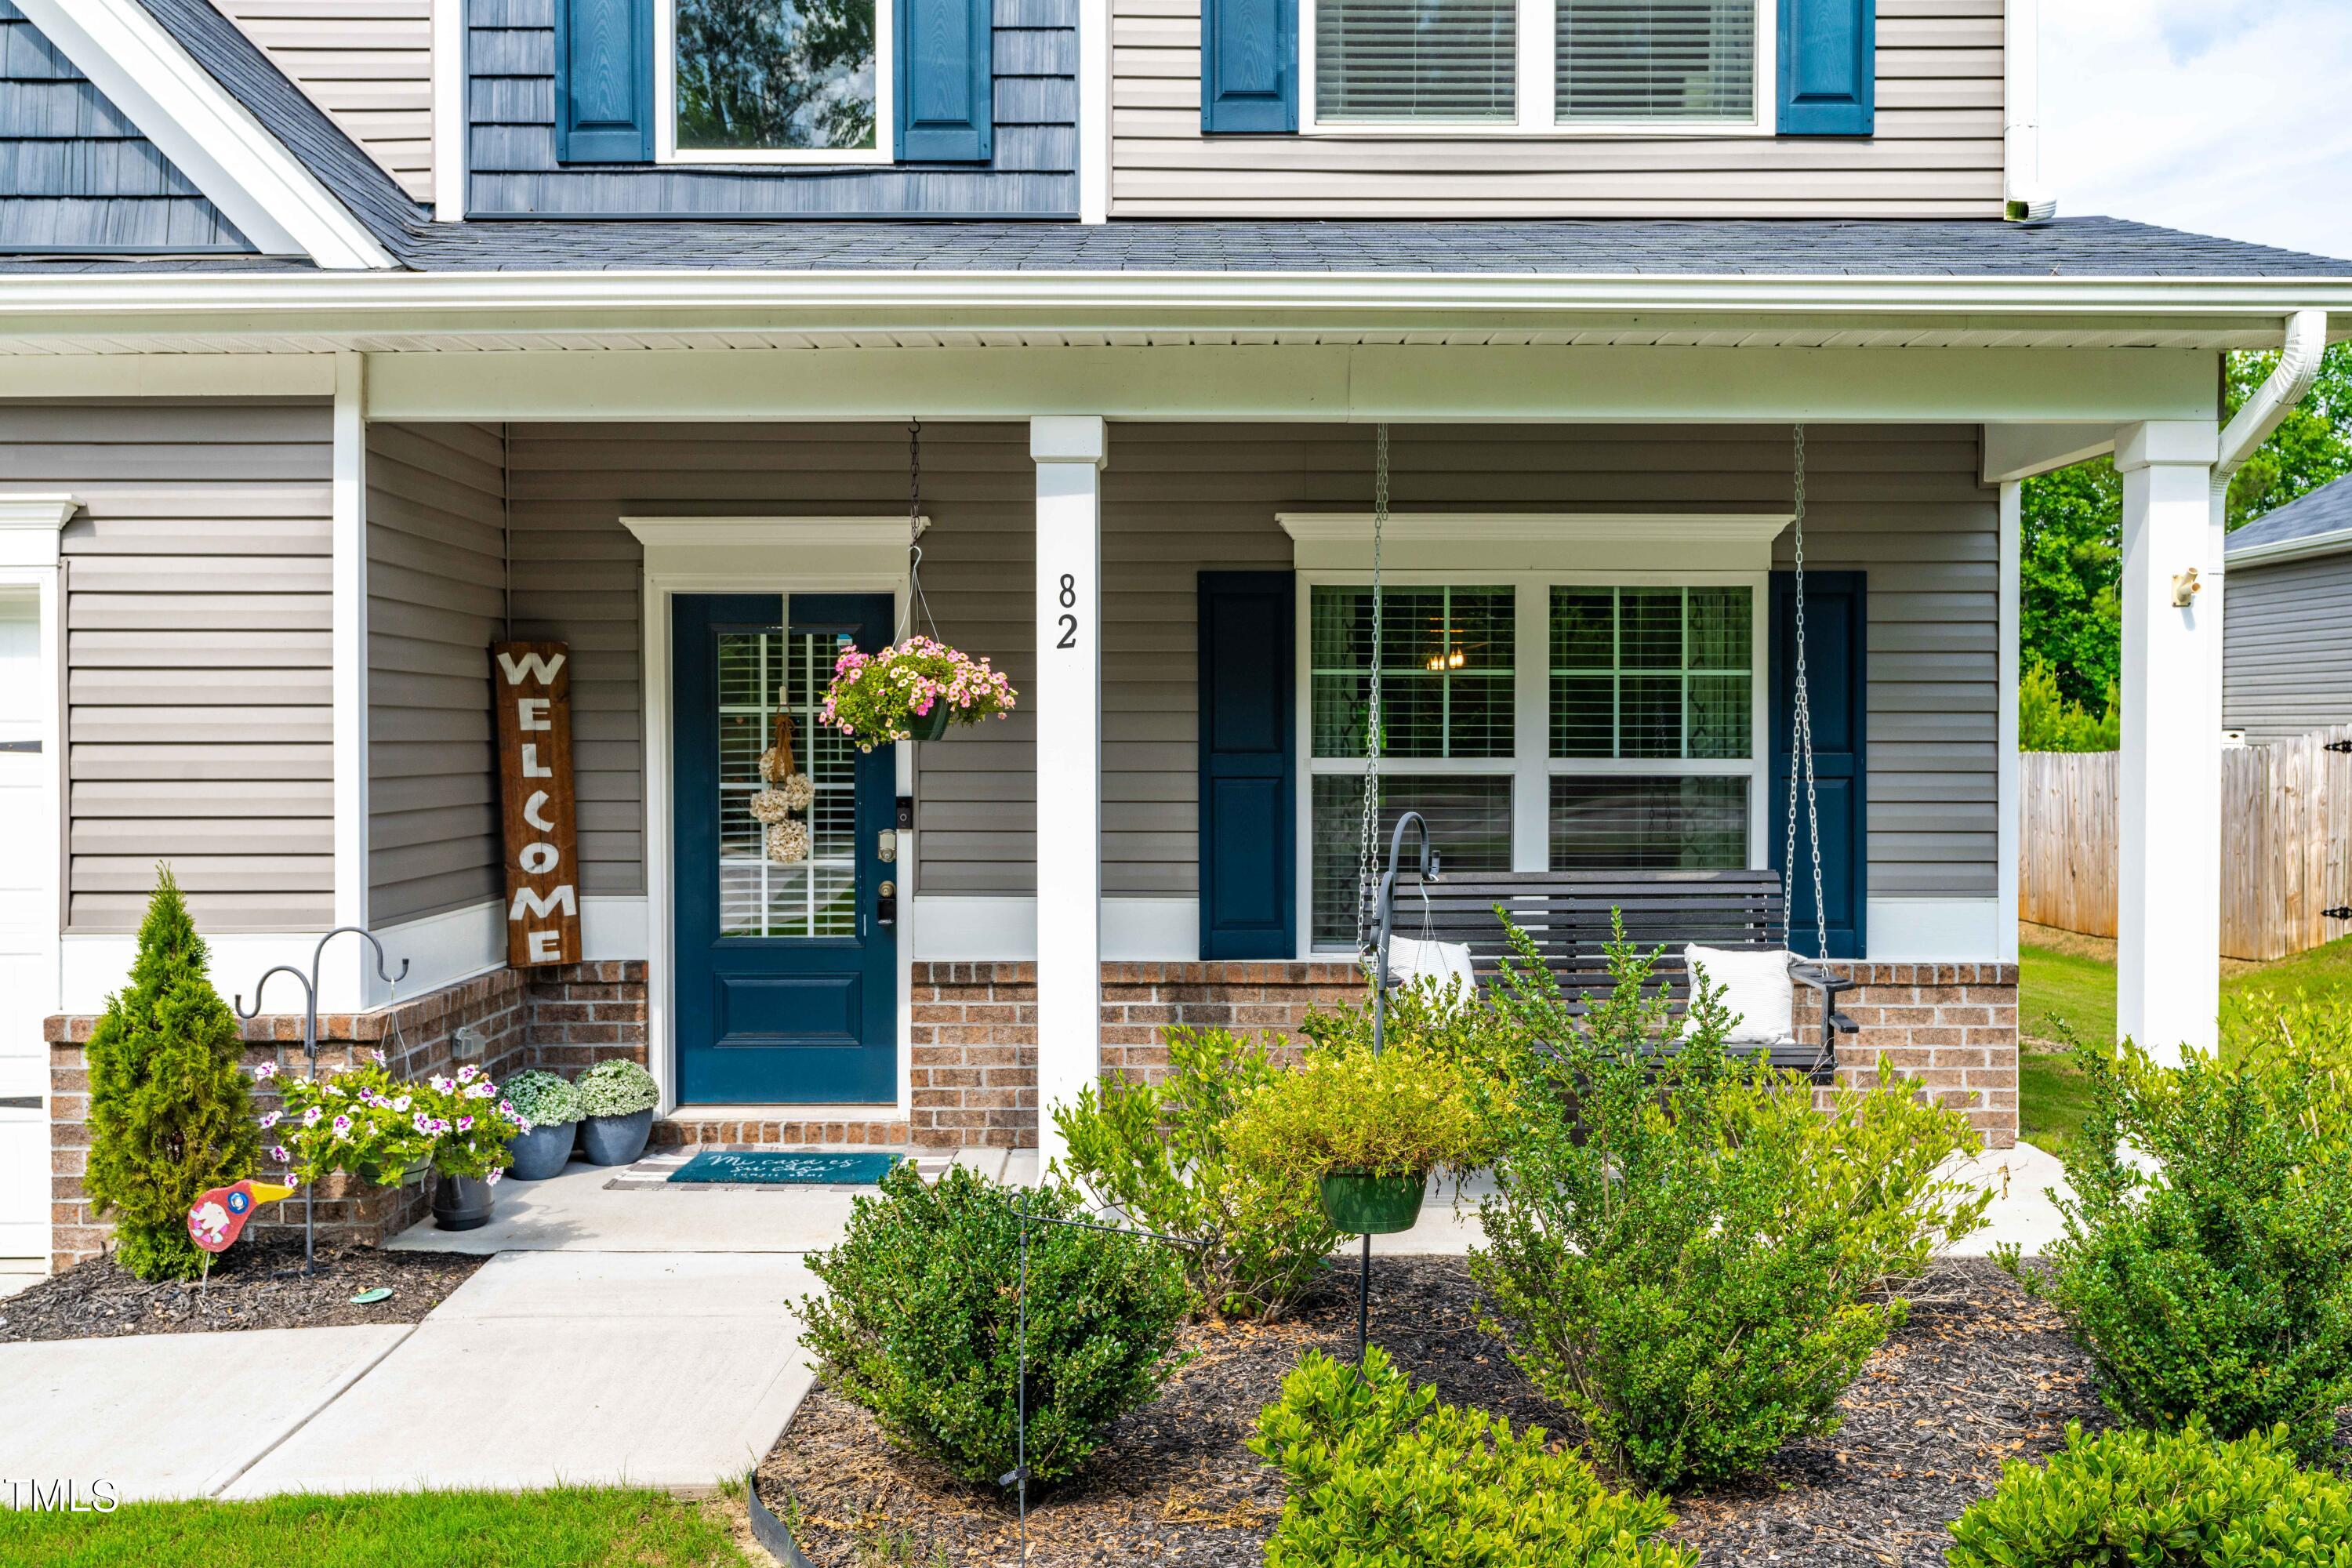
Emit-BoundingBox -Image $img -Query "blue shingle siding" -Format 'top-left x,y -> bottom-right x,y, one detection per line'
0,0 -> 249,253
467,0 -> 1078,218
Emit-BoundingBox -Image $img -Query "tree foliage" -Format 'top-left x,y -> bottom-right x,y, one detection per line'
2017,658 -> 2118,753
2019,342 -> 2352,721
83,866 -> 260,1280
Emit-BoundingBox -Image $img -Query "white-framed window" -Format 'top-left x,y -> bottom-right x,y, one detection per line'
1298,572 -> 1768,953
656,0 -> 894,164
1302,0 -> 1770,135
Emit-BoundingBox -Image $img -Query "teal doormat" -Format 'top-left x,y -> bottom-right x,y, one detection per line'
667,1150 -> 902,1185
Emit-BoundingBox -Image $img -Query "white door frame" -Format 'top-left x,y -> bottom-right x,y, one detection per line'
0,496 -> 73,1268
624,517 -> 918,1120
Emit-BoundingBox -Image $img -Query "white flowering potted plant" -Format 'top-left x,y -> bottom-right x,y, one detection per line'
263,1057 -> 525,1231
575,1059 -> 661,1166
820,635 -> 1017,747
502,1069 -> 584,1181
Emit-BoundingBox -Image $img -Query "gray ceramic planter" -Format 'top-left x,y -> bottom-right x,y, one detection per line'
580,1107 -> 654,1167
506,1120 -> 578,1181
431,1171 -> 495,1231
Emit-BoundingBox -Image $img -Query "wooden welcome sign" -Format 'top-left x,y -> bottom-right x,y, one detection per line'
492,641 -> 580,967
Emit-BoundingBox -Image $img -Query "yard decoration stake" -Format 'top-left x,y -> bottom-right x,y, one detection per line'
492,641 -> 581,967
186,1178 -> 297,1254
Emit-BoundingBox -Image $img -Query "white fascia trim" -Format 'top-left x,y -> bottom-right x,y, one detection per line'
14,0 -> 394,270
2226,524 -> 2352,569
0,274 -> 2348,330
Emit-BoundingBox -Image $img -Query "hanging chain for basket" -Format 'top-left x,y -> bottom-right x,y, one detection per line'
1782,424 -> 1831,966
898,417 -> 940,646
1356,423 -> 1390,954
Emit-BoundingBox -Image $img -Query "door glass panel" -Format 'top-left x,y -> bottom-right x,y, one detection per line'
716,626 -> 859,938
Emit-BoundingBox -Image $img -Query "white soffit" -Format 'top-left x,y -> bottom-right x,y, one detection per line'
14,0 -> 392,270
1279,511 -> 1794,572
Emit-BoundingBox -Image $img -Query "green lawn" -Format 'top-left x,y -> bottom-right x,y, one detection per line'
2016,930 -> 2352,1152
0,1487 -> 752,1568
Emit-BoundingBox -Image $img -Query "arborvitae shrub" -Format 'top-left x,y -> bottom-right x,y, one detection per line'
83,867 -> 260,1280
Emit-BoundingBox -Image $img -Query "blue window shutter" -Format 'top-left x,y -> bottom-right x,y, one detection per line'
1769,571 -> 1867,958
1198,572 -> 1296,960
898,0 -> 994,162
554,0 -> 654,162
1777,0 -> 1874,136
1201,0 -> 1297,133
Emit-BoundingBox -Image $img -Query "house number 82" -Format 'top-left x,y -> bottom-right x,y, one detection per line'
1056,573 -> 1077,650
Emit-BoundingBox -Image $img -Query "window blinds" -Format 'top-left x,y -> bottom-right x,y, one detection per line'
1555,0 -> 1755,121
1315,0 -> 1515,121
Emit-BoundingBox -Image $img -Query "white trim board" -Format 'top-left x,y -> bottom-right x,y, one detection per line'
0,497 -> 78,569
1864,898 -> 2007,963
1279,512 -> 1793,572
913,897 -> 1199,962
12,0 -> 392,270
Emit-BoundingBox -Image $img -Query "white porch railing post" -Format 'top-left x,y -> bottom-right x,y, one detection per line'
1030,417 -> 1107,1166
2113,419 -> 2220,1065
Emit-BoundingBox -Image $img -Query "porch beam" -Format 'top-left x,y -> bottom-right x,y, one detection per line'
2113,419 -> 2221,1065
1032,416 -> 1107,1166
361,346 -> 2223,427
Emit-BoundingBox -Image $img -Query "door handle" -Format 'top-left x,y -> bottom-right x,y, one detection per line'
877,878 -> 896,927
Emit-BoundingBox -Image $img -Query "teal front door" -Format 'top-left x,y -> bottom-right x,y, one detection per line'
672,593 -> 898,1103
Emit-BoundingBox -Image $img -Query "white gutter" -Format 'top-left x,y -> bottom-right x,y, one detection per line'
2004,0 -> 2054,222
2226,522 -> 2352,570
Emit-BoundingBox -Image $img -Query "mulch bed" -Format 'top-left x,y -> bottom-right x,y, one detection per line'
0,1235 -> 486,1342
757,1257 -> 2106,1568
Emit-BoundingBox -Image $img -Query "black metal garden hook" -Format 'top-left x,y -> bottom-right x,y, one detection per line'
234,926 -> 410,1276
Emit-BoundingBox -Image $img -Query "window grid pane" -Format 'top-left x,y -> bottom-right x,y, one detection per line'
1549,776 -> 1748,869
717,624 -> 859,939
1311,584 -> 1515,759
1317,0 -> 1517,122
1550,586 -> 1751,760
1312,774 -> 1514,946
1555,0 -> 1756,122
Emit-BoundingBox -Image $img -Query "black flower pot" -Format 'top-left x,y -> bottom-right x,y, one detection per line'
431,1171 -> 495,1231
580,1108 -> 654,1167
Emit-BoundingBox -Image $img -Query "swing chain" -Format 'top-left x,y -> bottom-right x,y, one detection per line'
1356,424 -> 1389,953
1783,425 -> 1831,964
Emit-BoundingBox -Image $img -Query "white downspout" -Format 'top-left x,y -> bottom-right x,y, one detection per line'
2003,0 -> 2054,221
2206,307 -> 2329,753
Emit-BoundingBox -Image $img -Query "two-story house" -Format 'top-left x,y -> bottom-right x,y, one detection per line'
2,0 -> 2347,1274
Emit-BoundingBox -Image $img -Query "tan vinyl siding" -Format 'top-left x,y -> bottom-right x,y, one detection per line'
368,422 -> 506,925
2223,553 -> 2352,746
0,399 -> 336,932
479,422 -> 1993,910
1113,0 -> 2004,216
216,0 -> 434,204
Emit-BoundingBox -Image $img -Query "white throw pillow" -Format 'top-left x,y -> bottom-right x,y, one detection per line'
1683,944 -> 1794,1044
1382,936 -> 1480,1001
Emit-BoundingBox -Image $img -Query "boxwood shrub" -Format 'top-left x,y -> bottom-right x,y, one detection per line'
798,1163 -> 1188,1486
1947,1421 -> 2352,1566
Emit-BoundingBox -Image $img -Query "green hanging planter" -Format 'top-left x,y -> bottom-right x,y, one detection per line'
1319,1170 -> 1428,1236
905,706 -> 954,742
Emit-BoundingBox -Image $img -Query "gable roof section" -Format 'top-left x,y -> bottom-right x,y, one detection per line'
0,0 -> 248,253
2228,476 -> 2352,569
7,0 -> 394,267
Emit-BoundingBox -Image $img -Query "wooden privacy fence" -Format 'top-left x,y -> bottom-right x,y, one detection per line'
2019,725 -> 2352,961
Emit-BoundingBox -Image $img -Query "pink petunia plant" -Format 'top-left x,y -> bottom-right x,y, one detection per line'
819,635 -> 1017,751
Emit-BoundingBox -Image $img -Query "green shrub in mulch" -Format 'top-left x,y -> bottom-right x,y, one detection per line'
1250,1345 -> 1692,1568
797,1163 -> 1189,1486
1947,1421 -> 2352,1566
1053,1025 -> 1340,1320
1470,919 -> 1989,1492
2005,1029 -> 2352,1459
83,866 -> 260,1282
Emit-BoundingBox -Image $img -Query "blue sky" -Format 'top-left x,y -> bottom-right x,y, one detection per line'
2044,0 -> 2352,260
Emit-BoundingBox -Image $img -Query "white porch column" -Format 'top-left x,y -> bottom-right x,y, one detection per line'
330,350 -> 370,1010
1031,417 -> 1106,1165
2113,420 -> 2220,1065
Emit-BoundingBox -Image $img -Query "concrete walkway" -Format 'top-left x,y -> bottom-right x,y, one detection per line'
0,1140 -> 2073,1505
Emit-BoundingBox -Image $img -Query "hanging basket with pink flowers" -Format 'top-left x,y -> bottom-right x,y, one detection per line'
820,635 -> 1017,751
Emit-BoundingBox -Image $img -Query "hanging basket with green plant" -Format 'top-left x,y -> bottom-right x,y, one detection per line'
1225,1038 -> 1494,1236
819,635 -> 1016,750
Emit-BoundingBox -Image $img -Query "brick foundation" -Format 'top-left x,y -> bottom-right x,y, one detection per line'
45,953 -> 2016,1269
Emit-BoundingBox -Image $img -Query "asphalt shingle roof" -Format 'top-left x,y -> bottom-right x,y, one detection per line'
31,2 -> 2350,281
2229,476 -> 2352,558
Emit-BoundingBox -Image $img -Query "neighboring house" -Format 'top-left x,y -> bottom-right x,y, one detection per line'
2223,476 -> 2352,745
1,0 -> 2347,1273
